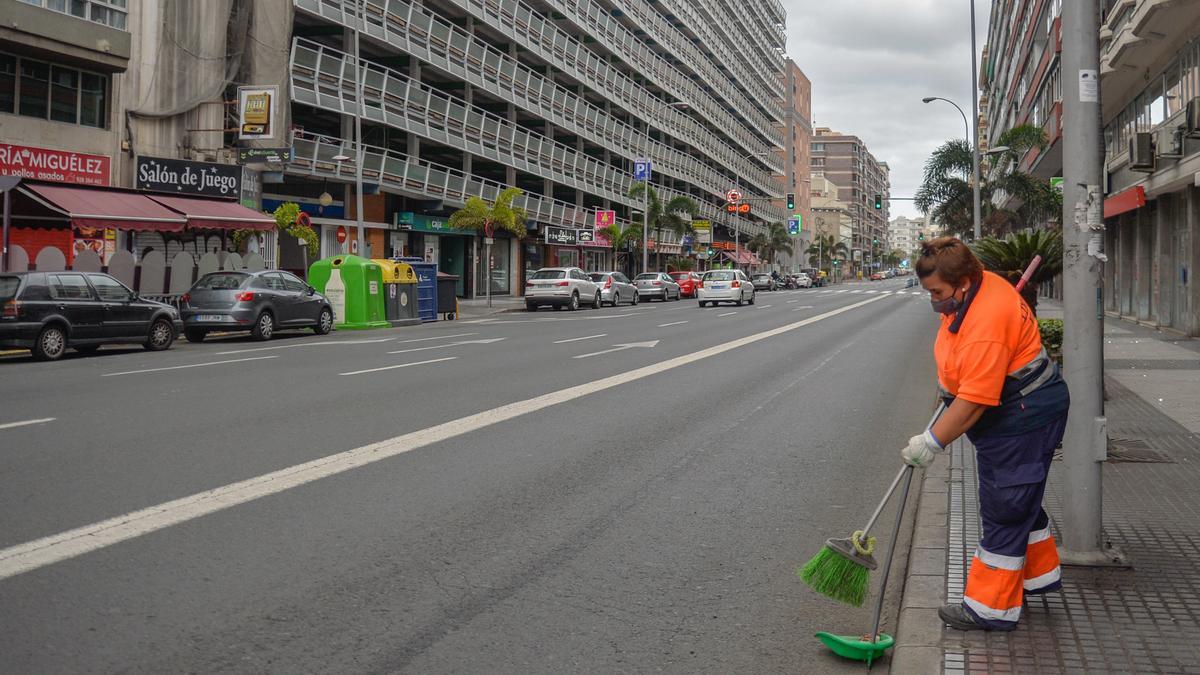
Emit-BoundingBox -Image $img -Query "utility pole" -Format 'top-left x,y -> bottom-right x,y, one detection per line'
969,0 -> 982,241
1060,0 -> 1116,565
353,0 -> 367,258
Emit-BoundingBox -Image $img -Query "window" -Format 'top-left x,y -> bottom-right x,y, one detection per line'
88,274 -> 132,301
2,52 -> 107,128
257,273 -> 287,291
280,273 -> 309,293
22,0 -> 127,29
80,72 -> 105,127
19,59 -> 49,118
50,273 -> 93,300
195,273 -> 248,290
50,66 -> 78,123
0,54 -> 13,114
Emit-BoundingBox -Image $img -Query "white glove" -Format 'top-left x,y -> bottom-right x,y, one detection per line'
901,430 -> 943,467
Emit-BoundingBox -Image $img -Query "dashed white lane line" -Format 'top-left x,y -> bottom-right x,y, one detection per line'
0,295 -> 889,582
339,356 -> 457,376
0,418 -> 55,431
717,311 -> 738,317
102,356 -> 278,377
787,299 -> 799,304
215,337 -> 398,355
792,306 -> 815,311
757,305 -> 772,309
393,332 -> 478,344
386,338 -> 506,355
657,321 -> 689,327
553,334 -> 607,344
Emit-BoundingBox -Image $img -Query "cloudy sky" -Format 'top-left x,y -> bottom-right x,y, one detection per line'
783,0 -> 989,219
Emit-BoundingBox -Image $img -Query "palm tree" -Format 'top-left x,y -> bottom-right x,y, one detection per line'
915,124 -> 1062,238
628,182 -> 699,271
971,228 -> 1063,315
746,232 -> 769,267
805,234 -> 848,275
449,187 -> 527,306
598,222 -> 642,274
765,221 -> 794,268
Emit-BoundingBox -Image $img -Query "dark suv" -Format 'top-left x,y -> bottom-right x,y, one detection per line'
0,272 -> 182,360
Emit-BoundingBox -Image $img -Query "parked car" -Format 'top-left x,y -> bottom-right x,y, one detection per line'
668,271 -> 703,298
750,273 -> 777,292
697,269 -> 755,307
0,271 -> 182,360
588,271 -> 639,306
180,270 -> 333,342
525,267 -> 600,311
793,272 -> 813,288
634,272 -> 681,301
870,271 -> 886,281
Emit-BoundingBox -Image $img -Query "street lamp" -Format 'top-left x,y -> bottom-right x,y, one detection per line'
923,95 -> 980,241
641,101 -> 691,274
733,150 -> 770,271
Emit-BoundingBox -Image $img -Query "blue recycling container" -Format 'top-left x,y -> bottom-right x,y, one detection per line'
395,257 -> 438,322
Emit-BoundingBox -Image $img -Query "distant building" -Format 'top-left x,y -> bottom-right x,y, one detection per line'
811,173 -> 854,275
810,128 -> 890,273
888,216 -> 930,257
774,59 -> 813,271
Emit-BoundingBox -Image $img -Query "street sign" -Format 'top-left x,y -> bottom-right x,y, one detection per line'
237,147 -> 293,164
725,203 -> 751,214
788,217 -> 801,235
693,220 -> 711,244
595,210 -> 616,228
336,226 -> 348,245
726,189 -> 743,203
634,159 -> 652,182
1050,177 -> 1064,192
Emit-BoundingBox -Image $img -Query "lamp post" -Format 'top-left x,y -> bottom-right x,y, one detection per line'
642,101 -> 691,275
922,95 -> 979,240
353,0 -> 366,258
735,151 -> 770,272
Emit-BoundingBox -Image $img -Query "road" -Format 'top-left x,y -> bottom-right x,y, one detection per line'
0,278 -> 939,673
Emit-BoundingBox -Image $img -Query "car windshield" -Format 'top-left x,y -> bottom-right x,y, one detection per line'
0,276 -> 18,301
194,272 -> 249,290
669,272 -> 688,279
588,273 -> 609,282
635,274 -> 658,280
531,270 -> 566,280
705,271 -> 736,281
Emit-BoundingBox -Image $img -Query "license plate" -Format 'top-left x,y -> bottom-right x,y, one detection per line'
197,314 -> 225,322
709,284 -> 725,289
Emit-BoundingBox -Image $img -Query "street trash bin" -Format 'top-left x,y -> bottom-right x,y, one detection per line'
437,272 -> 459,320
395,257 -> 437,322
374,259 -> 421,327
307,254 -> 389,330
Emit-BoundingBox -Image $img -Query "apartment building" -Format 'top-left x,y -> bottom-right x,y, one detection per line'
2,0 -> 789,298
810,128 -> 890,271
774,59 -> 812,271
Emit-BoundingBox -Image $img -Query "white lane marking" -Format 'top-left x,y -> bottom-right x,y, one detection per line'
792,306 -> 815,311
786,299 -> 799,304
215,338 -> 397,355
0,418 -> 55,431
102,356 -> 278,377
657,321 -> 689,327
718,311 -> 738,317
573,340 -> 660,359
387,338 -> 506,355
850,290 -> 862,294
393,332 -> 478,344
339,356 -> 457,376
758,305 -> 772,309
553,334 -> 607,344
0,295 -> 888,581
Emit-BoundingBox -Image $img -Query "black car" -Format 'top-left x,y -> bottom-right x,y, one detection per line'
0,271 -> 182,360
180,270 -> 333,342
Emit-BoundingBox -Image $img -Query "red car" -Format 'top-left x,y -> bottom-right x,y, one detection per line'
669,271 -> 703,297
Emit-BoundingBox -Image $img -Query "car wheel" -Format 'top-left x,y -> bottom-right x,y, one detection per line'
632,293 -> 639,306
251,311 -> 275,341
144,318 -> 175,351
314,307 -> 334,335
699,301 -> 706,308
735,297 -> 744,307
33,324 -> 67,361
184,328 -> 207,343
593,292 -> 602,309
568,292 -> 580,311
748,293 -> 756,306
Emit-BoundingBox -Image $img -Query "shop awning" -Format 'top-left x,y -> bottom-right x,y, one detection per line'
147,195 -> 276,231
19,183 -> 187,232
1104,185 -> 1146,219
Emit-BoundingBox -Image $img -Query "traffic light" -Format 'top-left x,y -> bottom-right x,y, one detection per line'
786,192 -> 795,210
874,194 -> 883,209
918,231 -> 925,241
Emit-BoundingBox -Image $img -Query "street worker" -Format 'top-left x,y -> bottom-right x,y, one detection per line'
901,236 -> 1070,631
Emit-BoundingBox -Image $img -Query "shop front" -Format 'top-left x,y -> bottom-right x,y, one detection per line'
395,211 -> 476,297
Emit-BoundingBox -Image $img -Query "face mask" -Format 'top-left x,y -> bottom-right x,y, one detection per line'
931,287 -> 967,315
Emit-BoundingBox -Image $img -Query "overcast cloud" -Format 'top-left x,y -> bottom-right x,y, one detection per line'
783,0 -> 989,219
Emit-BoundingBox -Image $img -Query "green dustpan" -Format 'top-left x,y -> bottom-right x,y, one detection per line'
815,631 -> 894,662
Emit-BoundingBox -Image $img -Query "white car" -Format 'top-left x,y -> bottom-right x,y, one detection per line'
794,272 -> 813,288
525,267 -> 601,311
697,269 -> 755,307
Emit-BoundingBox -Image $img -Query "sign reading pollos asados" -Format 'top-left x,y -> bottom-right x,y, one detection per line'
0,143 -> 110,186
136,156 -> 241,197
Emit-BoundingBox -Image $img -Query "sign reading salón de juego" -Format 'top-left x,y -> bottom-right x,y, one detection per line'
135,156 -> 242,198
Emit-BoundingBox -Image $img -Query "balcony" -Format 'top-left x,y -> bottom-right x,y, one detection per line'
0,0 -> 130,71
1101,0 -> 1196,118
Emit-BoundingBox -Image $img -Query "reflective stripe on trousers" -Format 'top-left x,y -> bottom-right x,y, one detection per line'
964,513 -> 1063,629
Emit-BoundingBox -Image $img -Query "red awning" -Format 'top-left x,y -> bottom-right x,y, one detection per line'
20,183 -> 187,232
147,195 -> 275,231
1104,186 -> 1146,219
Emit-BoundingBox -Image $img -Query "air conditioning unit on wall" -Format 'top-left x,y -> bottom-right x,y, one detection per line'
1187,97 -> 1200,138
1158,126 -> 1185,160
1129,132 -> 1155,172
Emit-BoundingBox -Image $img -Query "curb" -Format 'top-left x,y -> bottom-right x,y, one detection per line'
889,454 -> 951,673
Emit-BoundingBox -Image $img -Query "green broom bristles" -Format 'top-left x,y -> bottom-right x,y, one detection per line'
797,545 -> 871,607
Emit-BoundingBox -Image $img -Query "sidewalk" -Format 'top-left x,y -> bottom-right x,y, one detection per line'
455,295 -> 526,319
893,298 -> 1200,673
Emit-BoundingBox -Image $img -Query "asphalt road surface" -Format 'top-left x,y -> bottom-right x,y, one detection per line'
0,278 -> 939,673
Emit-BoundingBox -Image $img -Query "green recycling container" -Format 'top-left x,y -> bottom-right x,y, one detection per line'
307,254 -> 389,330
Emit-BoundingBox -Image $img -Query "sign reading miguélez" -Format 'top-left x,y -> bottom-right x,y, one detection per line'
136,156 -> 241,198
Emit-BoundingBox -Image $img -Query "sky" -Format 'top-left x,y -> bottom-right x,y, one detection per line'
783,0 -> 989,219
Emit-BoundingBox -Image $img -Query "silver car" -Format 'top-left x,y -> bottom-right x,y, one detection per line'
588,272 -> 639,306
634,272 -> 681,301
180,270 -> 334,342
525,267 -> 601,311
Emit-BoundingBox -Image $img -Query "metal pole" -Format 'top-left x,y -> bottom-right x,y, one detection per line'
642,123 -> 650,275
734,174 -> 740,271
354,0 -> 366,258
1059,0 -> 1110,564
970,0 -> 982,241
1,189 -> 10,273
486,240 -> 492,308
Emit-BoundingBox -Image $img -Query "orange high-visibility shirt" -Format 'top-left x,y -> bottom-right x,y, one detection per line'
934,271 -> 1043,407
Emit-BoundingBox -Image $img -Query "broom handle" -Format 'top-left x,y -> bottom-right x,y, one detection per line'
859,401 -> 949,539
1014,255 -> 1042,293
869,464 -> 915,653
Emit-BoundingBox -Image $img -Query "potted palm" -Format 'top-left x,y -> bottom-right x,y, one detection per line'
448,187 -> 527,307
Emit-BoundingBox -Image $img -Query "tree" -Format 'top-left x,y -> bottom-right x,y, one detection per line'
598,222 -> 642,274
971,228 -> 1063,315
805,234 -> 848,272
449,187 -> 527,305
628,182 -> 699,270
915,124 -> 1062,238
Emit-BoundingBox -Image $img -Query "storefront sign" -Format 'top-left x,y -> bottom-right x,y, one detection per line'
237,147 -> 293,164
136,156 -> 241,198
240,167 -> 262,209
576,229 -> 595,244
544,227 -> 578,245
238,86 -> 279,140
0,143 -> 110,186
693,220 -> 712,244
595,210 -> 615,228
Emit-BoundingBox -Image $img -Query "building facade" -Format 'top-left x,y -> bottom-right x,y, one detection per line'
810,127 -> 890,274
810,172 -> 853,278
3,0 -> 789,297
774,59 -> 812,271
